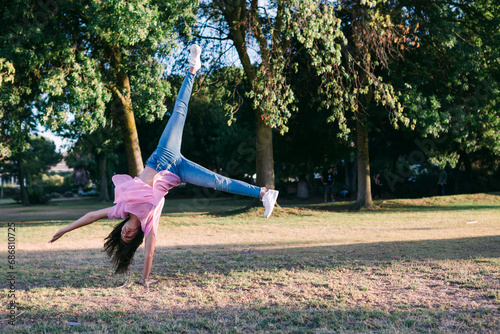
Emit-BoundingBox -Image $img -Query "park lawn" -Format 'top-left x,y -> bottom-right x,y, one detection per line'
1,194 -> 499,333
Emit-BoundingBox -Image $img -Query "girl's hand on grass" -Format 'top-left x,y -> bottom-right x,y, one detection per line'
49,229 -> 66,243
137,278 -> 158,286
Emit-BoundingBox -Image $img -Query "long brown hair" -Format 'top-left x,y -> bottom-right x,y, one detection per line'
103,217 -> 144,274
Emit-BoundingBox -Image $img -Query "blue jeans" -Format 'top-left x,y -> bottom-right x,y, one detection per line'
145,73 -> 261,198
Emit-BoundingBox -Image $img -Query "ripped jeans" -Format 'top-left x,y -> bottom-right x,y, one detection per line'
145,72 -> 261,198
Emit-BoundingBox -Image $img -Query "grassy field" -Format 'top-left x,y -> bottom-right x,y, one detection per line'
1,193 -> 499,333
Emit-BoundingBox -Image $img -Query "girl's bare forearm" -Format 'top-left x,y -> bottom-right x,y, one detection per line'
65,208 -> 111,233
142,232 -> 156,279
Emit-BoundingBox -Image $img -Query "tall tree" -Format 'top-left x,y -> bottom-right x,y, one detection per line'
286,0 -> 408,208
65,123 -> 121,202
1,0 -> 197,176
20,136 -> 62,182
13,136 -> 61,206
199,0 -> 296,189
0,52 -> 38,205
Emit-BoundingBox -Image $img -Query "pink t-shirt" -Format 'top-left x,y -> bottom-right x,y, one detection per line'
107,170 -> 181,238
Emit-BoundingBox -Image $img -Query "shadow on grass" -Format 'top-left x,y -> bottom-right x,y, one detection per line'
166,193 -> 500,215
6,302 -> 499,334
209,206 -> 254,217
5,235 -> 499,290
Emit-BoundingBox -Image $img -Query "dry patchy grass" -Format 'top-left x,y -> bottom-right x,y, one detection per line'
0,193 -> 499,333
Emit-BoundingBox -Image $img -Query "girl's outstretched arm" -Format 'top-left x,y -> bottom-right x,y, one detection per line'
49,207 -> 110,243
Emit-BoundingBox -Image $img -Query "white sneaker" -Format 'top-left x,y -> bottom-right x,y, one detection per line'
262,189 -> 279,218
189,44 -> 201,71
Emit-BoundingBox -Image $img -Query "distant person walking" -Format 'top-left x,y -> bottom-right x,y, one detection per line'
322,167 -> 336,203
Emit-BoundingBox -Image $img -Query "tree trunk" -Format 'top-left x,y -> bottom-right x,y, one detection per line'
111,51 -> 143,177
119,97 -> 143,177
255,116 -> 275,188
98,156 -> 110,202
221,1 -> 276,190
354,118 -> 373,209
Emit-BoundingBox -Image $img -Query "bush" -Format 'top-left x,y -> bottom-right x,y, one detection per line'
13,186 -> 51,204
42,184 -> 75,195
33,173 -> 65,187
394,182 -> 428,198
1,184 -> 19,198
393,174 -> 438,198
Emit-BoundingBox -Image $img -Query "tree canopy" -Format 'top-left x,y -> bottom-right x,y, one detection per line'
1,0 -> 498,205
1,0 -> 197,176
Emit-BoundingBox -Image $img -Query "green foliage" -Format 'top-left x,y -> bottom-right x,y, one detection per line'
20,136 -> 62,180
396,0 -> 500,167
40,0 -> 196,130
33,173 -> 66,187
1,0 -> 197,169
1,135 -> 60,205
249,51 -> 297,135
284,0 -> 407,140
274,40 -> 351,178
65,124 -> 120,175
0,58 -> 14,88
199,1 -> 298,134
0,53 -> 34,162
